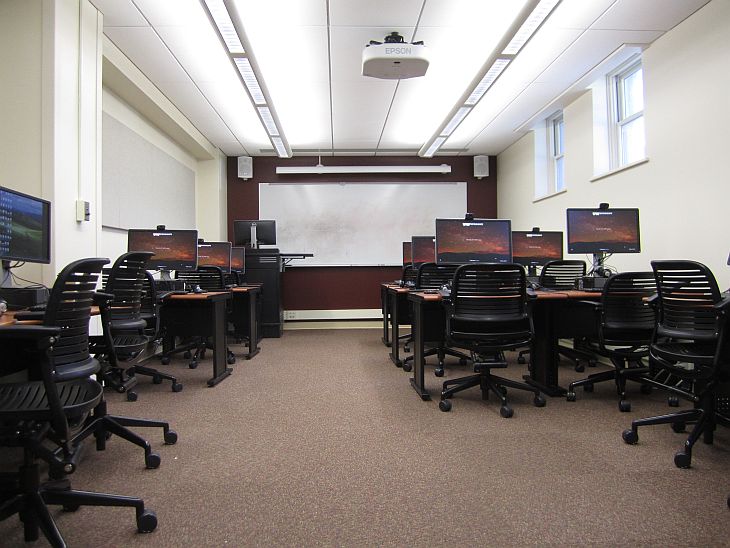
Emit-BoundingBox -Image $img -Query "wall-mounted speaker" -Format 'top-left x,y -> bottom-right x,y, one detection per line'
237,156 -> 253,180
473,155 -> 490,179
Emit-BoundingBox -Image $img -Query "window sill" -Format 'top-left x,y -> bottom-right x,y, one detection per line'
533,189 -> 567,203
591,157 -> 649,182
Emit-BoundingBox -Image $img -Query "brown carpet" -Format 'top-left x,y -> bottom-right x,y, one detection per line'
2,329 -> 729,546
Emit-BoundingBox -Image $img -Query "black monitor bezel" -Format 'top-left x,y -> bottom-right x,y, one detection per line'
511,230 -> 564,267
0,185 -> 51,264
127,228 -> 199,272
233,219 -> 277,246
435,218 -> 513,264
231,246 -> 245,272
197,241 -> 232,273
566,208 -> 641,254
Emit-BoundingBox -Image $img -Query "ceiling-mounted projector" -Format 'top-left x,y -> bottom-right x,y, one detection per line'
362,32 -> 429,80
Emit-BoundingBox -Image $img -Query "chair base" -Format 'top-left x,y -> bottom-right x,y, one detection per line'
402,345 -> 470,376
0,463 -> 156,548
566,358 -> 650,412
440,352 -> 545,417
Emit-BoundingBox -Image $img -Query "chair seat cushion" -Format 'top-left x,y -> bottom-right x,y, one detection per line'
111,318 -> 147,331
0,378 -> 103,422
53,356 -> 100,382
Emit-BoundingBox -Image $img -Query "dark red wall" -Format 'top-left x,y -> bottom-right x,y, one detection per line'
227,155 -> 497,310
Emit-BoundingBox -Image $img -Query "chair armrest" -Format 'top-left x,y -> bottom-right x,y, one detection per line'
93,291 -> 114,305
12,311 -> 46,321
647,293 -> 659,306
715,295 -> 730,311
0,325 -> 62,350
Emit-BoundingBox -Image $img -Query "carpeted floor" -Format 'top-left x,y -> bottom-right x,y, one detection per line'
1,328 -> 729,546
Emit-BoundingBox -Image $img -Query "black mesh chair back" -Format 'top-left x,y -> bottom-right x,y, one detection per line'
224,272 -> 238,287
651,260 -> 722,343
600,271 -> 657,347
448,263 -> 531,349
103,252 -> 154,325
416,262 -> 460,290
402,265 -> 418,285
140,271 -> 157,323
43,258 -> 110,375
176,266 -> 226,291
540,260 -> 586,289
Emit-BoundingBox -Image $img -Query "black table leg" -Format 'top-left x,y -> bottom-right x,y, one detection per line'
208,299 -> 232,387
409,298 -> 430,401
244,291 -> 260,360
524,300 -> 566,397
381,285 -> 391,347
389,292 -> 402,367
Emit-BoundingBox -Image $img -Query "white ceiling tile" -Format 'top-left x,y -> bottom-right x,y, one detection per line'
89,0 -> 147,26
231,0 -> 327,28
104,27 -> 190,83
329,0 -> 423,27
592,0 -> 711,32
133,0 -> 210,27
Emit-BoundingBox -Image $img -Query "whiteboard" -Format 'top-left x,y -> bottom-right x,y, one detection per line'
259,182 -> 467,266
101,113 -> 195,230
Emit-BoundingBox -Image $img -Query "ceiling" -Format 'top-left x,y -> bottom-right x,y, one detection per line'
89,0 -> 710,157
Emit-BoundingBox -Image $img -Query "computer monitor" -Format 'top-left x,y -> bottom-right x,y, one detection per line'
0,186 -> 51,265
411,236 -> 436,266
233,220 -> 276,247
435,218 -> 512,264
402,242 -> 412,267
127,228 -> 198,273
566,208 -> 640,254
512,231 -> 563,270
231,247 -> 245,272
197,241 -> 232,273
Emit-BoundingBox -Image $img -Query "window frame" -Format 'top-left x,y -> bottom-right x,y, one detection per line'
549,113 -> 565,192
607,57 -> 645,169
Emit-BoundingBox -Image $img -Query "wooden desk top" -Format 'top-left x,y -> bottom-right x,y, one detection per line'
231,286 -> 260,293
0,306 -> 101,327
166,291 -> 230,301
407,290 -> 602,302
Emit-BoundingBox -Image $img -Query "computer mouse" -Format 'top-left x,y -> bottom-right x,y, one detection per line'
529,282 -> 540,290
192,285 -> 204,294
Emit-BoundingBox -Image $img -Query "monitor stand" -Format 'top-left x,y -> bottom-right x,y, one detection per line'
527,265 -> 538,277
250,224 -> 258,250
591,252 -> 607,277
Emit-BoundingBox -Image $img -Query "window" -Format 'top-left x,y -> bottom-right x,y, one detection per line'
550,113 -> 565,192
609,58 -> 645,167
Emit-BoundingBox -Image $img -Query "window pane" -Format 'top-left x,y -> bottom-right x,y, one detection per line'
621,68 -> 643,119
620,116 -> 645,165
554,118 -> 564,155
555,156 -> 565,191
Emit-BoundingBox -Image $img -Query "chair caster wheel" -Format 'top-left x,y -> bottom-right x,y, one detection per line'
517,356 -> 526,364
439,399 -> 452,412
668,396 -> 680,407
402,362 -> 412,373
137,509 -> 158,533
574,363 -> 585,373
566,391 -> 577,402
227,356 -> 236,365
145,452 -> 161,469
583,383 -> 594,393
671,422 -> 686,433
500,406 -> 513,418
160,356 -> 171,365
622,429 -> 638,444
640,384 -> 652,395
459,358 -> 467,365
172,382 -> 183,393
183,351 -> 191,359
189,361 -> 198,369
619,400 -> 631,412
164,430 -> 178,444
674,451 -> 691,469
126,391 -> 138,402
434,368 -> 445,377
152,375 -> 162,384
62,503 -> 81,512
534,395 -> 546,407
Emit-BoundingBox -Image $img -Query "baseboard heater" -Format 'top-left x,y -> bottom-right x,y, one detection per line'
284,309 -> 381,321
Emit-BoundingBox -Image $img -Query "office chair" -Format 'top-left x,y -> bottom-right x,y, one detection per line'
0,261 -> 157,547
14,258 -> 177,470
518,260 -> 595,371
168,266 -> 236,368
565,272 -> 657,411
438,263 -> 546,417
402,262 -> 470,376
622,260 -> 730,468
93,252 -> 183,398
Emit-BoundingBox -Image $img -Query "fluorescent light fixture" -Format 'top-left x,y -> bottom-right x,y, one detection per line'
419,0 -> 562,157
440,106 -> 472,137
257,106 -> 279,136
423,137 -> 447,158
464,58 -> 510,106
271,137 -> 289,158
234,57 -> 266,105
502,0 -> 560,55
202,0 -> 245,54
275,164 -> 452,175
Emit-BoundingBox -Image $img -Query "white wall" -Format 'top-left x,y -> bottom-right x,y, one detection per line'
498,0 -> 730,282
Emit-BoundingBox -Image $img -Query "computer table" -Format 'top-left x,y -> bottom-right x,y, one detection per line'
387,285 -> 412,367
229,286 -> 261,360
406,289 -> 600,400
159,292 -> 232,387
